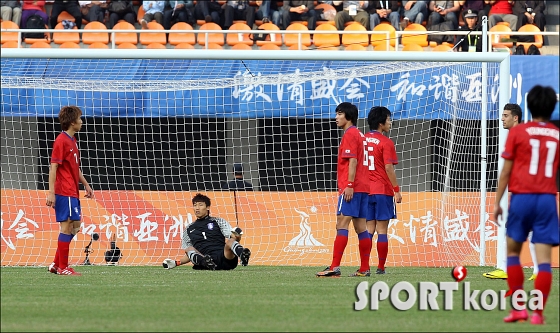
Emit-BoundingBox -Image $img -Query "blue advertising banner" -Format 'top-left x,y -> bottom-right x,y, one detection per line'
1,56 -> 558,120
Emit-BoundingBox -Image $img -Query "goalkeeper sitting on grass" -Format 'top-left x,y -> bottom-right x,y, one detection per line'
163,193 -> 251,271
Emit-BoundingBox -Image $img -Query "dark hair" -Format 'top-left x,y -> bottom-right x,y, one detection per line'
335,102 -> 358,125
527,85 -> 558,120
59,106 -> 82,131
192,193 -> 211,207
367,106 -> 392,131
503,103 -> 522,122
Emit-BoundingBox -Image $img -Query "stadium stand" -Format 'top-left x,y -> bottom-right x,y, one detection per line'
284,22 -> 312,48
197,22 -> 224,46
139,22 -> 166,46
52,22 -> 80,45
312,23 -> 340,48
82,21 -> 109,45
516,24 -> 543,53
226,22 -> 253,47
0,21 -> 19,44
370,22 -> 396,47
168,22 -> 196,46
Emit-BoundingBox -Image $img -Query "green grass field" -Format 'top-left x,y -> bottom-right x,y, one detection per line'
1,265 -> 558,332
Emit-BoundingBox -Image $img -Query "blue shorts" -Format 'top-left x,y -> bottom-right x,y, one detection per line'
336,192 -> 368,219
506,194 -> 559,246
54,195 -> 81,222
367,194 -> 396,221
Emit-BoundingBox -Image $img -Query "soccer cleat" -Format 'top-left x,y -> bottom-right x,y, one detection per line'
349,270 -> 371,277
376,268 -> 386,275
316,266 -> 341,277
528,274 -> 537,281
57,267 -> 81,276
503,309 -> 528,323
162,258 -> 176,270
530,313 -> 544,325
240,248 -> 251,266
483,269 -> 508,279
202,254 -> 217,271
48,262 -> 58,274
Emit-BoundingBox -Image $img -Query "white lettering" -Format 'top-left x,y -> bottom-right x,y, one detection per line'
439,282 -> 458,310
463,282 -> 481,310
370,281 -> 390,310
418,282 -> 439,310
479,290 -> 498,310
391,282 -> 417,311
354,281 -> 369,311
511,290 -> 527,311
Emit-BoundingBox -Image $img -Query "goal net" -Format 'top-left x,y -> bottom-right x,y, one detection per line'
0,51 -> 508,268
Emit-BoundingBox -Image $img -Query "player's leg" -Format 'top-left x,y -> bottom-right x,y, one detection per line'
224,234 -> 251,266
163,246 -> 216,270
162,251 -> 190,269
53,195 -> 81,275
528,232 -> 538,281
528,193 -> 559,325
503,237 -> 528,322
375,219 -> 389,274
349,216 -> 370,276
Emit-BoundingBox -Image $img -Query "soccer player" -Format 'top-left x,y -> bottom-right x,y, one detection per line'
484,103 -> 539,281
316,102 -> 371,277
364,106 -> 402,275
46,106 -> 94,276
162,193 -> 251,270
494,85 -> 559,325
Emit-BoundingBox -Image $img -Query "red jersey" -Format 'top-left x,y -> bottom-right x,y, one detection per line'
489,0 -> 512,15
365,131 -> 399,196
502,122 -> 559,194
337,126 -> 369,194
50,132 -> 80,198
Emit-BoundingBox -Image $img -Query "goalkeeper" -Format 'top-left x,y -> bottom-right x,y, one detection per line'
163,193 -> 251,271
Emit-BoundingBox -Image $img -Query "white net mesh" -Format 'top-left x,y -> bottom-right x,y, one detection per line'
1,57 -> 501,267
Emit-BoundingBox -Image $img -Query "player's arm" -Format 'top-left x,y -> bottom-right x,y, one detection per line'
493,159 -> 513,224
79,170 -> 94,198
215,217 -> 233,238
46,163 -> 58,207
344,157 -> 357,202
181,228 -> 193,249
385,163 -> 402,203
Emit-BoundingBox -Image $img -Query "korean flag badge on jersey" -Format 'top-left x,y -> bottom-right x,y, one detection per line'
207,223 -> 214,230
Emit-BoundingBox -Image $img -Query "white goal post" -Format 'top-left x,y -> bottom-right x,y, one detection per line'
1,49 -> 510,268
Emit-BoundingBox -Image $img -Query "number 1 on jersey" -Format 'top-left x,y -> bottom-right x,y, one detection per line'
202,231 -> 207,240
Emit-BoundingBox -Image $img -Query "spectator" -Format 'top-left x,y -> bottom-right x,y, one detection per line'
162,0 -> 194,30
282,0 -> 316,31
455,9 -> 482,51
222,164 -> 253,191
1,0 -> 22,26
401,0 -> 429,30
50,0 -> 82,29
223,0 -> 255,30
78,1 -> 107,24
20,0 -> 47,29
255,0 -> 281,27
512,0 -> 545,32
458,0 -> 488,25
316,0 -> 337,22
106,0 -> 136,29
140,1 -> 166,29
333,1 -> 369,30
369,0 -> 401,31
193,0 -> 222,25
486,0 -> 517,30
427,0 -> 460,30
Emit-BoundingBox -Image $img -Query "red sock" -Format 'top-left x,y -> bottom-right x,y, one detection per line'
533,264 -> 552,316
358,231 -> 371,272
330,229 -> 348,270
377,234 -> 388,270
506,256 -> 524,306
58,233 -> 73,269
54,248 -> 60,267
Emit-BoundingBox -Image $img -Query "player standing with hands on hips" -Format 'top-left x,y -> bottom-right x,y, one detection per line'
46,106 -> 94,276
494,85 -> 559,325
317,102 -> 371,277
364,106 -> 402,275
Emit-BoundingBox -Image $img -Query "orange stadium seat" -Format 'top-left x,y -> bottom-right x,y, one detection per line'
317,45 -> 340,50
371,22 -> 396,47
1,40 -> 20,48
288,44 -> 309,50
345,44 -> 367,51
516,24 -> 543,53
53,22 -> 80,45
117,42 -> 137,49
313,23 -> 340,47
373,43 -> 395,51
112,22 -> 138,45
284,22 -> 311,48
175,42 -> 195,49
146,42 -> 167,49
1,21 -> 19,44
489,24 -> 513,49
82,21 -> 109,45
59,41 -> 80,48
254,22 -> 282,47
315,3 -> 336,26
226,22 -> 253,47
168,22 -> 196,46
197,22 -> 224,46
89,42 -> 110,49
401,23 -> 428,47
431,44 -> 452,52
342,22 -> 369,47
30,41 -> 51,48
259,43 -> 281,50
402,43 -> 424,51
231,43 -> 253,50
204,42 -> 224,49
140,21 -> 166,45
